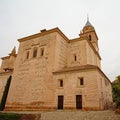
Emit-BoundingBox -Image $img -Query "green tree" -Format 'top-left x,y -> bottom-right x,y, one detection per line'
0,76 -> 12,111
112,75 -> 120,107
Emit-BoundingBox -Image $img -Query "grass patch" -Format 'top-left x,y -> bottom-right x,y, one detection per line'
0,113 -> 20,120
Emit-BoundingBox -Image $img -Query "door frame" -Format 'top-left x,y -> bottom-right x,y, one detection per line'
58,95 -> 64,110
76,95 -> 82,109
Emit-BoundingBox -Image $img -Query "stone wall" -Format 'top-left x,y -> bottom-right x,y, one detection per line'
97,71 -> 113,109
53,68 -> 112,110
67,40 -> 87,67
54,33 -> 68,69
5,33 -> 57,110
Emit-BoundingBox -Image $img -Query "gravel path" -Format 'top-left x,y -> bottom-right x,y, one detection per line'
41,110 -> 120,120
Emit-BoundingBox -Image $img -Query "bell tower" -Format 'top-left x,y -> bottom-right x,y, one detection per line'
80,17 -> 99,52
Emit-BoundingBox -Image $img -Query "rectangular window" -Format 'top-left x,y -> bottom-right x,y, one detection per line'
74,54 -> 77,61
26,51 -> 29,59
40,48 -> 44,56
59,79 -> 63,87
80,78 -> 84,85
33,47 -> 37,58
60,80 -> 63,87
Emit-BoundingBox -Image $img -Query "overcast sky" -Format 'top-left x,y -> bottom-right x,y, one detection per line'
0,0 -> 120,81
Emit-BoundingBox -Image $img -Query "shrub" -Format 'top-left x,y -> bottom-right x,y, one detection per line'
0,113 -> 20,120
112,76 -> 120,107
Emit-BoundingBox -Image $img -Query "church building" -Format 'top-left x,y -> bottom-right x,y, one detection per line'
0,19 -> 113,111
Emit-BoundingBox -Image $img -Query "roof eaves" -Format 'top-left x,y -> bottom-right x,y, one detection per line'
18,27 -> 69,42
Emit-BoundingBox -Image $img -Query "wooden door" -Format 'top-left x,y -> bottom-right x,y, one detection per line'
76,95 -> 82,109
58,96 -> 64,109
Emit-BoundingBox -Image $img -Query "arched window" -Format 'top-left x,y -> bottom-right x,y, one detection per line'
33,47 -> 37,58
89,35 -> 92,41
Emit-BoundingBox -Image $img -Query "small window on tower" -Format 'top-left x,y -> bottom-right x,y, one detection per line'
89,35 -> 92,41
74,54 -> 77,61
80,78 -> 84,85
59,79 -> 63,87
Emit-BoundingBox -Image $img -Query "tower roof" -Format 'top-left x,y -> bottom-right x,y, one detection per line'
85,16 -> 93,27
82,17 -> 95,33
85,20 -> 92,27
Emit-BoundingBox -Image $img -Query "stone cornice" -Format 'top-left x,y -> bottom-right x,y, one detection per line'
1,54 -> 17,60
1,56 -> 10,60
69,36 -> 88,43
18,27 -> 69,43
53,65 -> 98,73
53,65 -> 111,84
